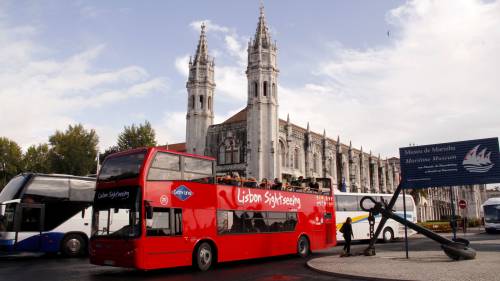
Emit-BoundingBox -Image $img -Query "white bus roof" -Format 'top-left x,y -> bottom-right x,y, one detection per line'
483,197 -> 500,206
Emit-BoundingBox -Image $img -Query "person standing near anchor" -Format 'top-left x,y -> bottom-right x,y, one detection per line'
340,217 -> 354,257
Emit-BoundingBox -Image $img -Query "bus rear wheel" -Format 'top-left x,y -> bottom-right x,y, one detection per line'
61,233 -> 86,257
382,227 -> 394,243
297,236 -> 310,258
194,242 -> 213,271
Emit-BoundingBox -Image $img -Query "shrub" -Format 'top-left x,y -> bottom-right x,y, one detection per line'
418,221 -> 452,233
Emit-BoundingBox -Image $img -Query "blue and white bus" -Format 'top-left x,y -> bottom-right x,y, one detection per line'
0,173 -> 95,257
482,197 -> 500,234
335,192 -> 417,243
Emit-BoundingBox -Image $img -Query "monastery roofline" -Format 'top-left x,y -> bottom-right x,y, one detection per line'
278,118 -> 394,161
208,107 -> 396,162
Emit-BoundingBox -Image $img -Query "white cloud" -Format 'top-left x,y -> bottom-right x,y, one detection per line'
154,112 -> 186,145
189,19 -> 231,34
175,54 -> 190,78
281,0 -> 500,157
0,15 -> 167,149
215,65 -> 246,101
224,35 -> 246,65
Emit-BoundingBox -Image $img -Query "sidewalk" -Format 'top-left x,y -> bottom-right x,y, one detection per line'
307,232 -> 500,281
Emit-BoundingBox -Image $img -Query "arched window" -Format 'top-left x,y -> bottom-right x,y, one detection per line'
313,153 -> 318,173
294,148 -> 300,169
208,96 -> 212,111
191,95 -> 195,109
199,95 -> 204,110
218,145 -> 225,165
219,140 -> 241,165
263,81 -> 268,96
279,141 -> 286,167
254,81 -> 258,97
272,83 -> 276,98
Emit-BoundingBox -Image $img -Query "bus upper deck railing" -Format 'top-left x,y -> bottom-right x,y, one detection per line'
215,176 -> 332,196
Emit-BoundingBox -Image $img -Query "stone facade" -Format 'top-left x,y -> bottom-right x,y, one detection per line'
411,185 -> 487,221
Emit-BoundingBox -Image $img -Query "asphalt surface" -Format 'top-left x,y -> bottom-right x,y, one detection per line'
1,230 -> 496,281
0,247 -> 357,281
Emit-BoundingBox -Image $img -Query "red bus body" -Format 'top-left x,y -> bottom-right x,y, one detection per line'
90,147 -> 336,270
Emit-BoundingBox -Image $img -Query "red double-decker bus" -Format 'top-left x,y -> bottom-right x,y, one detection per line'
89,147 -> 336,271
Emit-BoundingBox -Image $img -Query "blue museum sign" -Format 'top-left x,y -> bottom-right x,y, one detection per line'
400,138 -> 500,189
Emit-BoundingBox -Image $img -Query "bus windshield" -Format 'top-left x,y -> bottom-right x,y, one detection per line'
484,205 -> 500,223
0,175 -> 27,202
92,187 -> 141,238
98,151 -> 146,181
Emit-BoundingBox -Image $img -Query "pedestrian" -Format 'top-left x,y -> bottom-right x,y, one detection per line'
463,217 -> 468,233
339,217 -> 354,257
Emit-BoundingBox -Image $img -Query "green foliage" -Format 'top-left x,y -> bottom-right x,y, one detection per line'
467,218 -> 480,227
49,124 -> 99,176
23,143 -> 51,173
418,221 -> 452,233
0,137 -> 23,188
117,121 -> 157,151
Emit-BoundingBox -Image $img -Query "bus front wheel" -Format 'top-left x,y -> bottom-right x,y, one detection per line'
61,233 -> 86,257
382,227 -> 394,243
297,235 -> 310,258
194,242 -> 213,271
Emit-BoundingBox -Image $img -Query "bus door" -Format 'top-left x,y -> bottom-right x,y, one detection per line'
324,211 -> 334,244
143,207 -> 190,268
14,203 -> 45,252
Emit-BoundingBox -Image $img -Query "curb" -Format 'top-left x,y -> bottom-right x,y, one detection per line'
306,258 -> 416,281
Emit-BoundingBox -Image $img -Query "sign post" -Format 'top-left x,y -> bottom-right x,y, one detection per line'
458,200 -> 467,209
397,137 -> 500,259
450,187 -> 457,241
365,137 -> 500,260
459,200 -> 467,234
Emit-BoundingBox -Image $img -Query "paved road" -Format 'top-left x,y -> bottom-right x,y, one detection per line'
1,230 -> 495,281
0,247 -> 358,281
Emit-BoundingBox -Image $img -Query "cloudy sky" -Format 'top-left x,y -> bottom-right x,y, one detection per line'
1,0 -> 499,158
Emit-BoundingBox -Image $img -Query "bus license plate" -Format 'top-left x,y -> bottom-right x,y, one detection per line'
104,260 -> 115,266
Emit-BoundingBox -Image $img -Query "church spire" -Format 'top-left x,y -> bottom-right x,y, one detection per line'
193,23 -> 209,64
186,22 -> 215,155
253,3 -> 271,49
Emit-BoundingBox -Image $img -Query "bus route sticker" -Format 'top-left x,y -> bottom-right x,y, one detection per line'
173,185 -> 193,201
160,195 -> 169,205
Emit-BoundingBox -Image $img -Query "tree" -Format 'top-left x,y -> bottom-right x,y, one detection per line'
23,143 -> 51,173
0,137 -> 23,188
117,121 -> 157,150
49,124 -> 99,176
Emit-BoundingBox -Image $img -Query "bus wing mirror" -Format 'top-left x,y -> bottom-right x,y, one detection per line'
145,204 -> 153,220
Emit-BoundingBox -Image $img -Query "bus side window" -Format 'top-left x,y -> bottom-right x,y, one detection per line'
183,157 -> 214,183
146,208 -> 170,236
173,209 -> 182,235
336,195 -> 358,212
146,208 -> 183,236
148,153 -> 181,181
